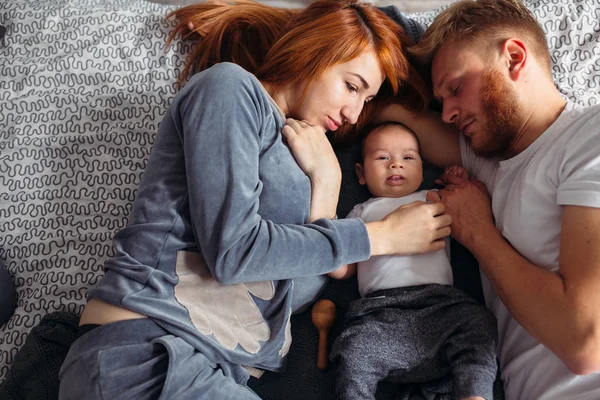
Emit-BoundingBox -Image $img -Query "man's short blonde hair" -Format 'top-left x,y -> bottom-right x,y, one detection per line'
410,0 -> 551,78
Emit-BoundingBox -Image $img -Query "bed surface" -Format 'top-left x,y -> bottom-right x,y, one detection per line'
1,0 -> 599,392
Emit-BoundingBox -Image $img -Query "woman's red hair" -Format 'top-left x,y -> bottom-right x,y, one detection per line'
167,0 -> 428,143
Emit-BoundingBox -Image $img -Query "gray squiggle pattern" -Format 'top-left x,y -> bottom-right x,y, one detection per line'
0,0 -> 189,380
0,0 -> 599,382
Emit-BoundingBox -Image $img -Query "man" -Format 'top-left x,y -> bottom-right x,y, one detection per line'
379,0 -> 600,398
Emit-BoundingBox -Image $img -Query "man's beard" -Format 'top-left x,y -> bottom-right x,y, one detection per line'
471,68 -> 523,158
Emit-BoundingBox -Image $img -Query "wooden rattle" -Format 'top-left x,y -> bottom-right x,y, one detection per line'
311,299 -> 337,370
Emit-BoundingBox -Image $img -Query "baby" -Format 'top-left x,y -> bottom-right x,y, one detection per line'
329,122 -> 498,400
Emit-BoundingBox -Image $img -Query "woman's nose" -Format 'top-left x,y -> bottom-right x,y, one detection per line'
342,98 -> 364,125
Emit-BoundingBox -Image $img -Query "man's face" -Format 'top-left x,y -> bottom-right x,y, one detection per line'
431,41 -> 525,158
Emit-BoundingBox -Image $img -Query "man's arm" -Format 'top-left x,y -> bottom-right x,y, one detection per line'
459,197 -> 600,374
377,103 -> 462,168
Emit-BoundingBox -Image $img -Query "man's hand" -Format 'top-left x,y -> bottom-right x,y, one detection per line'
427,172 -> 494,250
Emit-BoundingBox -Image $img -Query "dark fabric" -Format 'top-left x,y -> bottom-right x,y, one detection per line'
0,258 -> 17,326
249,276 -> 504,400
73,324 -> 100,341
0,311 -> 79,400
330,285 -> 498,400
377,5 -> 425,44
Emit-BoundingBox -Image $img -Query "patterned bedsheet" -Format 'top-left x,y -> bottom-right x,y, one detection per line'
0,0 -> 599,382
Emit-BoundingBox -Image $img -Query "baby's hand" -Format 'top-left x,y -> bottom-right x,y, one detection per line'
434,165 -> 468,187
444,165 -> 469,179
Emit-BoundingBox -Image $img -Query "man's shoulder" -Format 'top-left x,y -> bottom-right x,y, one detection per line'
566,102 -> 600,126
557,103 -> 600,147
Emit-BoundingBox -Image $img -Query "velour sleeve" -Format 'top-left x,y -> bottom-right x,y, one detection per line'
173,65 -> 370,284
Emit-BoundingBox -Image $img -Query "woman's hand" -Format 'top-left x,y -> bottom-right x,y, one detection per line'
366,201 -> 452,256
282,118 -> 341,184
282,118 -> 341,221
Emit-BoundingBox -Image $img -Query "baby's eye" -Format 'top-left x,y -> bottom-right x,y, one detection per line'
346,82 -> 358,93
404,156 -> 414,161
376,156 -> 388,160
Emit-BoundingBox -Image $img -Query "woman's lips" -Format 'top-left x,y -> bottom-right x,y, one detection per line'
327,116 -> 340,131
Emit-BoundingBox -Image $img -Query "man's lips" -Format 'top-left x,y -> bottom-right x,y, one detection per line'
327,116 -> 342,131
387,174 -> 405,185
460,120 -> 474,136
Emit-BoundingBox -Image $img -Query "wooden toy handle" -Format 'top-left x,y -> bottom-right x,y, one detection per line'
317,328 -> 329,370
312,299 -> 336,371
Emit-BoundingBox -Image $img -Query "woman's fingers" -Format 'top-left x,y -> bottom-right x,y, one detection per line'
281,124 -> 297,142
435,213 -> 452,229
429,238 -> 447,252
435,226 -> 452,240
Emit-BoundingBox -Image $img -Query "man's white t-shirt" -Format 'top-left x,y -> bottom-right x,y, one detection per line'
348,191 -> 453,297
460,102 -> 600,399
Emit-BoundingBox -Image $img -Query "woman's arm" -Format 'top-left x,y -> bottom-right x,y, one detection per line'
179,66 -> 370,284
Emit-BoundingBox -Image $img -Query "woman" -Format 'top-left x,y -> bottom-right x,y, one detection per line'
58,0 -> 451,398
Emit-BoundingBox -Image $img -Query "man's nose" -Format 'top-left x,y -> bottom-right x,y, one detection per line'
441,101 -> 459,125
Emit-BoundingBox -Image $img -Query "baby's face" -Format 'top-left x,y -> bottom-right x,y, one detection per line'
356,126 -> 423,198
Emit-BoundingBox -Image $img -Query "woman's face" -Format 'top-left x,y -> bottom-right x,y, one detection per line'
289,48 -> 385,133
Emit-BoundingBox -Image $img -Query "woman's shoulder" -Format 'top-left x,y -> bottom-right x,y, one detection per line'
177,63 -> 273,112
186,62 -> 260,90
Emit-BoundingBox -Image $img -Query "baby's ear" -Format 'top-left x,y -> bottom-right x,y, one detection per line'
355,163 -> 366,185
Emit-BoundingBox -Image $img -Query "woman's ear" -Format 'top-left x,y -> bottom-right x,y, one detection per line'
355,163 -> 366,185
503,38 -> 527,80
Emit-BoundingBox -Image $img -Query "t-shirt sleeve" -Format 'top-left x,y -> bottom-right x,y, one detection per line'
174,64 -> 370,284
557,119 -> 600,207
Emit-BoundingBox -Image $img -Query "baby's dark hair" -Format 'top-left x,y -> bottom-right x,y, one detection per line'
358,121 -> 421,163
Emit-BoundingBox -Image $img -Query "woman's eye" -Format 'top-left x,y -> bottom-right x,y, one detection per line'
346,82 -> 358,93
452,85 -> 460,95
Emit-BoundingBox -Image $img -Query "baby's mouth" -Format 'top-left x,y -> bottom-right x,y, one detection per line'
387,175 -> 405,185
